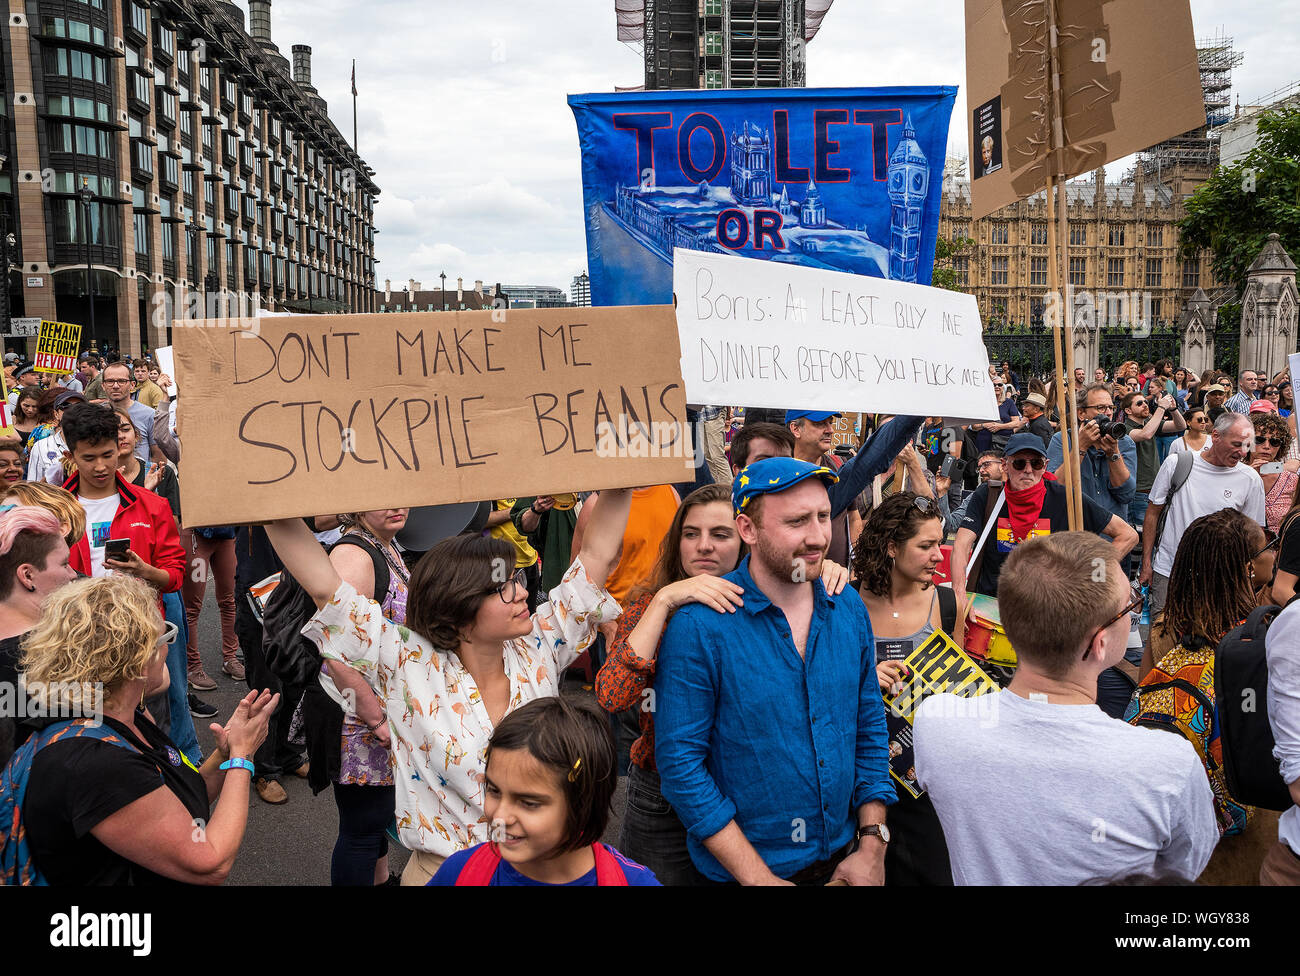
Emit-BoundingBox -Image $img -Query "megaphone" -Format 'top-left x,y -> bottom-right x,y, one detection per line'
395,501 -> 491,552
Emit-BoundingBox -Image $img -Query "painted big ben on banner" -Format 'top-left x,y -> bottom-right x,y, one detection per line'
569,86 -> 956,307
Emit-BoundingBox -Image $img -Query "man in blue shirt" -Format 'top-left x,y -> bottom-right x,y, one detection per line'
655,457 -> 894,885
1046,382 -> 1136,524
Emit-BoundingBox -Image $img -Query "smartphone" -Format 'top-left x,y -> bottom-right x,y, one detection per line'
104,538 -> 131,561
940,455 -> 966,481
1260,461 -> 1285,475
833,444 -> 854,459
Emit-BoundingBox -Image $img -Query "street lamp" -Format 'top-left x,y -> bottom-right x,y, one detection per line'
440,271 -> 446,311
77,177 -> 96,346
185,216 -> 201,319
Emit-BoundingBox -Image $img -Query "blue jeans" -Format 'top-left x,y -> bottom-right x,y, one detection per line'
1128,491 -> 1149,531
163,590 -> 202,765
331,782 -> 394,885
618,763 -> 707,886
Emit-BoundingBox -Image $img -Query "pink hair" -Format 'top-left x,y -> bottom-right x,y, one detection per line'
0,506 -> 65,557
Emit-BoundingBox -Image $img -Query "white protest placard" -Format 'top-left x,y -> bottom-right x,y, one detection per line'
672,249 -> 999,422
1289,353 -> 1300,395
155,345 -> 177,396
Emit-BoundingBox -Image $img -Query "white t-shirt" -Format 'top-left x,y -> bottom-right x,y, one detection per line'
914,689 -> 1218,885
1149,452 -> 1265,576
1169,434 -> 1212,455
1266,603 -> 1300,856
78,493 -> 121,577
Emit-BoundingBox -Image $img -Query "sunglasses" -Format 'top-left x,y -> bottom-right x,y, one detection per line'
157,621 -> 179,646
1009,457 -> 1046,471
1253,532 -> 1280,561
912,495 -> 935,514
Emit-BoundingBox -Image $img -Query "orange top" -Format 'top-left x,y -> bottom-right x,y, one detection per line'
602,485 -> 680,605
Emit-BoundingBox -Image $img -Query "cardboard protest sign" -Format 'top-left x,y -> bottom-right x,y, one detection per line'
172,306 -> 694,527
830,412 -> 861,450
0,370 -> 13,437
965,0 -> 1205,220
673,248 -> 999,422
879,627 -> 1000,798
34,320 -> 81,374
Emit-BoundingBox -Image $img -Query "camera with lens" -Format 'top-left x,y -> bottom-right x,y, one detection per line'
1092,414 -> 1128,439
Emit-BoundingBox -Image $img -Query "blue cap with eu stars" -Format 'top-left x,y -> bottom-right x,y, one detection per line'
732,456 -> 840,518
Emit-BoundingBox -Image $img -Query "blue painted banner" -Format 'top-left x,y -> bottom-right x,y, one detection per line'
568,86 -> 957,307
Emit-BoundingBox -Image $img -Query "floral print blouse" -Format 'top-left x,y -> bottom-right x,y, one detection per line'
302,557 -> 619,857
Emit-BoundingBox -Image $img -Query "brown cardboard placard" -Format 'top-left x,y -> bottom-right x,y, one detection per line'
965,0 -> 1206,220
172,306 -> 694,527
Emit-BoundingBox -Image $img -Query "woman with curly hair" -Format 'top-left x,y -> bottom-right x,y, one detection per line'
852,491 -> 957,886
15,574 -> 277,884
1247,412 -> 1298,537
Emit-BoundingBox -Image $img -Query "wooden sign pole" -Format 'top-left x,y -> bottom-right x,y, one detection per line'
1045,0 -> 1084,529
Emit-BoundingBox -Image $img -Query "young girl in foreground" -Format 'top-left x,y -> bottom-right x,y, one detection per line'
428,697 -> 660,886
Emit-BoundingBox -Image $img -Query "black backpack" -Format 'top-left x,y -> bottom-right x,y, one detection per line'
1215,604 -> 1293,812
262,536 -> 390,688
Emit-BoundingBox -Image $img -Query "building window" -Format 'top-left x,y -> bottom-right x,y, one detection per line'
1030,256 -> 1047,285
133,140 -> 153,174
157,90 -> 177,123
990,223 -> 1008,245
54,199 -> 118,246
131,73 -> 151,110
705,32 -> 723,55
952,255 -> 969,285
991,256 -> 1008,285
161,225 -> 175,263
179,110 -> 192,137
1030,223 -> 1047,245
47,95 -> 111,123
1107,258 -> 1124,288
41,18 -> 106,46
1145,258 -> 1162,288
129,3 -> 148,37
1182,262 -> 1200,289
43,48 -> 108,84
1108,226 -> 1125,246
1069,256 -> 1086,286
48,122 -> 113,159
1147,225 -> 1164,248
155,24 -> 175,58
162,155 -> 179,188
705,0 -> 723,14
134,212 -> 149,256
1151,298 -> 1162,320
1069,224 -> 1086,246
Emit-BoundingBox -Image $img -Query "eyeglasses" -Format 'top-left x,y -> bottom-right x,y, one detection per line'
491,568 -> 528,604
157,621 -> 179,646
1131,400 -> 1147,408
1009,457 -> 1046,471
1089,585 -> 1143,651
1253,532 -> 1280,561
102,378 -> 131,385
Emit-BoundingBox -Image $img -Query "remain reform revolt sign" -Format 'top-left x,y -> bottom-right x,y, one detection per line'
173,306 -> 693,527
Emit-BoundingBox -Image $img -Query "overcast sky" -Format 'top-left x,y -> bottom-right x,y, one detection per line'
233,0 -> 1297,296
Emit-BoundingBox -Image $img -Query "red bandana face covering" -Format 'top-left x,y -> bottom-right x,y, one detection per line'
1004,471 -> 1054,542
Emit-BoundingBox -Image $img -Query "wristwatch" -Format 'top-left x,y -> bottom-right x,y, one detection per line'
1108,453 -> 1121,461
855,823 -> 890,847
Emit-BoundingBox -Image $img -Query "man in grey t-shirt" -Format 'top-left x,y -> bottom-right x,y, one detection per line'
914,532 -> 1217,885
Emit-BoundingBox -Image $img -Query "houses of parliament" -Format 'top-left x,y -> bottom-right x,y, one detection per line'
937,160 -> 1223,331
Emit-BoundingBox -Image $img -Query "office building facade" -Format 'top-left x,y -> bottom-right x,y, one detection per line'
0,0 -> 379,354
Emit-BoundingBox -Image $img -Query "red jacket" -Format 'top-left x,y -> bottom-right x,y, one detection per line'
64,472 -> 186,601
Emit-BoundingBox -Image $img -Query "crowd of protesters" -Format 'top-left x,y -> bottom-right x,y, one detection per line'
3,348 -> 1300,888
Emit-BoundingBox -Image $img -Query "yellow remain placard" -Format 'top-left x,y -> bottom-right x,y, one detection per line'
34,320 -> 81,374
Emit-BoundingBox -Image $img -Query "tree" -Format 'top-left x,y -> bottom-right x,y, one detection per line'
930,235 -> 975,292
1179,106 -> 1300,295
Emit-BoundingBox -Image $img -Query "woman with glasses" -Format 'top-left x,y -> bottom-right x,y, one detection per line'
1170,405 -> 1213,455
263,489 -> 634,885
1128,509 -> 1276,883
15,574 -> 277,884
854,491 -> 957,885
1247,413 -> 1298,537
